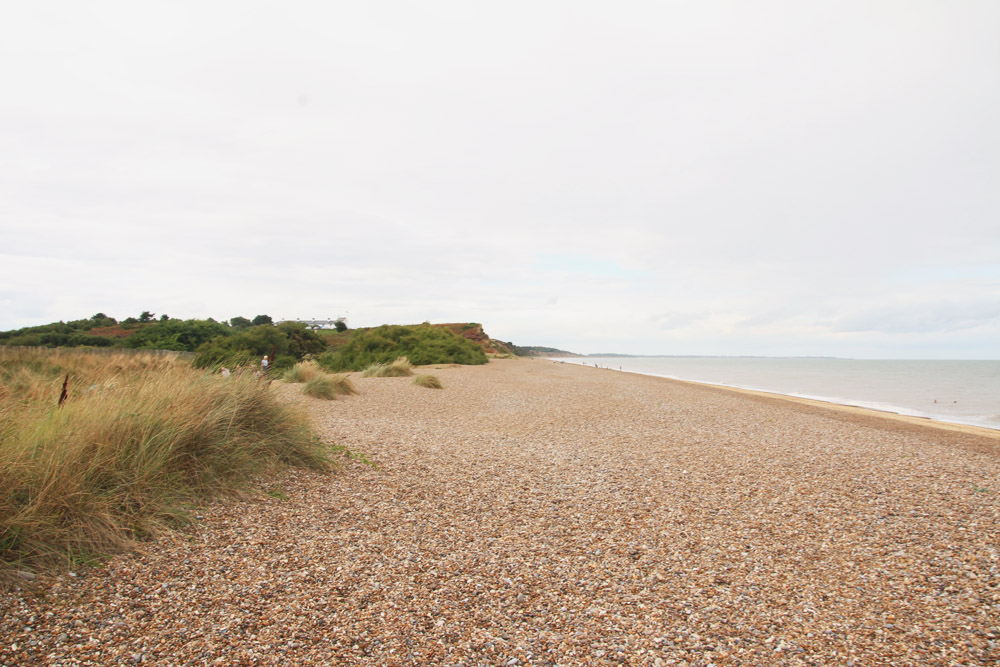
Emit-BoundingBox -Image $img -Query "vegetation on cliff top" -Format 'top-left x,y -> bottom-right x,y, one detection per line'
504,344 -> 580,357
317,324 -> 487,371
2,313 -> 530,366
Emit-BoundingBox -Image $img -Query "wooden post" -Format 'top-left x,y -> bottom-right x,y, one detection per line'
58,373 -> 69,407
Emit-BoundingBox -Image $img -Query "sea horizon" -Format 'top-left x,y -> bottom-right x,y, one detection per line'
581,353 -> 1000,361
552,355 -> 1000,431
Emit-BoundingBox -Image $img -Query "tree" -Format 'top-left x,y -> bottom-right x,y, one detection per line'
334,318 -> 348,332
90,312 -> 117,327
160,314 -> 170,321
276,321 -> 327,358
229,316 -> 252,329
139,311 -> 155,323
251,314 -> 273,326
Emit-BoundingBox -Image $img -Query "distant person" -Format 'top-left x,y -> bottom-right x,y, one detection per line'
261,355 -> 269,375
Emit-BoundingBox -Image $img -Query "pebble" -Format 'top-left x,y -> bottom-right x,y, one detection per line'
1,359 -> 998,666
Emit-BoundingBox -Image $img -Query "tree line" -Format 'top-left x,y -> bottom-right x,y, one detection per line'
0,313 -> 487,371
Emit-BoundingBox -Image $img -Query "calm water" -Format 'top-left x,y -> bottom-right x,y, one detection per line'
556,357 -> 1000,430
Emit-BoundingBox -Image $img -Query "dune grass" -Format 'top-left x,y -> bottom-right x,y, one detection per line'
0,347 -> 330,581
412,373 -> 443,389
361,356 -> 414,378
302,373 -> 357,399
283,360 -> 321,384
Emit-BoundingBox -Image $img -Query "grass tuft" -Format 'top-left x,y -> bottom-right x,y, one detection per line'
412,373 -> 443,389
0,347 -> 330,583
283,361 -> 321,384
361,356 -> 414,378
302,373 -> 357,399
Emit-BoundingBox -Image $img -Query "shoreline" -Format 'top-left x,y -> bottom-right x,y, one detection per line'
550,358 -> 1000,441
4,356 -> 999,665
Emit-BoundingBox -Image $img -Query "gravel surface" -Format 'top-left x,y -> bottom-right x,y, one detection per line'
3,358 -> 999,666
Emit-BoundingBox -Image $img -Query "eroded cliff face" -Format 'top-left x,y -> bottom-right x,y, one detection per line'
433,323 -> 513,356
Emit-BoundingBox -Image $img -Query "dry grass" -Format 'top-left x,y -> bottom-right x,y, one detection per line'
412,373 -> 443,389
302,373 -> 357,400
0,347 -> 329,581
361,356 -> 414,378
283,360 -> 321,384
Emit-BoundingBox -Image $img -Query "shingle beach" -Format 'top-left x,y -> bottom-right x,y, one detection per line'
3,358 -> 999,666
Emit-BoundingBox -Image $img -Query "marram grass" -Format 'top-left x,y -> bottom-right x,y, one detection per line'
283,360 -> 321,384
361,356 -> 414,378
302,373 -> 357,399
0,347 -> 330,582
412,373 -> 443,389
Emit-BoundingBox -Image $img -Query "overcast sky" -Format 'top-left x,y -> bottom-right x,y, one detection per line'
2,2 -> 999,358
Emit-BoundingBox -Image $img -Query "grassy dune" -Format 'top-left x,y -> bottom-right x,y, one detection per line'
0,348 -> 329,580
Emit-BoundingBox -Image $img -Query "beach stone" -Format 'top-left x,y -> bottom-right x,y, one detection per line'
1,359 -> 998,666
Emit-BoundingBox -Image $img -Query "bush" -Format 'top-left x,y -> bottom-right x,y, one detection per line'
68,333 -> 115,347
412,373 -> 443,389
0,348 -> 330,580
318,324 -> 486,371
0,317 -> 118,349
122,318 -> 231,352
192,322 -> 326,369
302,373 -> 357,399
2,334 -> 43,347
272,354 -> 297,371
362,356 -> 414,378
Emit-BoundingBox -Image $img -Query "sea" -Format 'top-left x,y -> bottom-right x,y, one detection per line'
553,356 -> 1000,431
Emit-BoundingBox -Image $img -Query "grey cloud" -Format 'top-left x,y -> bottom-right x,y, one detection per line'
2,2 -> 999,358
834,302 -> 1000,334
648,312 -> 707,330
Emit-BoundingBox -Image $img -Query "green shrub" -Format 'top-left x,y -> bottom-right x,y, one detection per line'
318,324 -> 486,371
0,316 -> 118,349
192,322 -> 326,369
122,318 -> 231,352
68,333 -> 115,347
302,373 -> 357,399
412,373 -> 443,389
2,334 -> 43,347
272,354 -> 297,370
